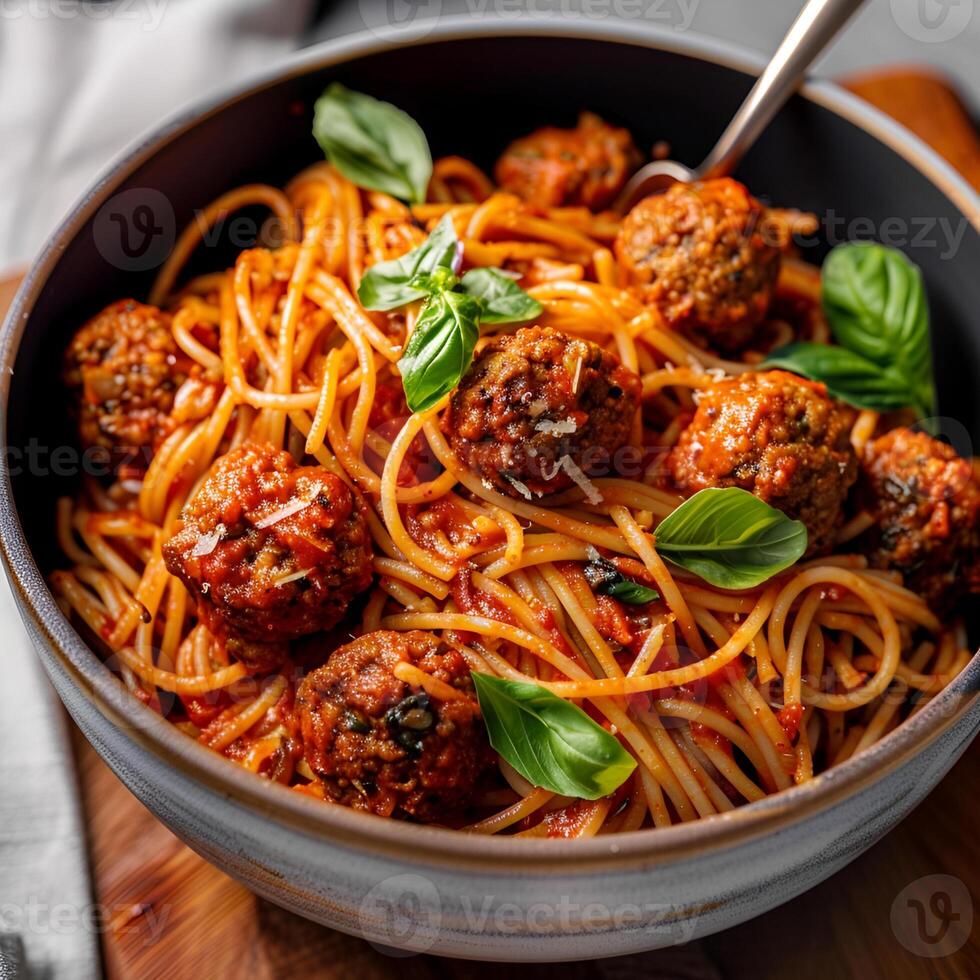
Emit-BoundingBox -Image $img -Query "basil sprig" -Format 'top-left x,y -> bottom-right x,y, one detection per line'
358,215 -> 542,413
584,553 -> 660,605
654,487 -> 807,589
358,214 -> 461,311
764,242 -> 935,417
313,83 -> 432,204
471,673 -> 637,800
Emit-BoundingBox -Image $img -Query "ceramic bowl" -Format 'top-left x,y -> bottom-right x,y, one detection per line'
1,18 -> 978,961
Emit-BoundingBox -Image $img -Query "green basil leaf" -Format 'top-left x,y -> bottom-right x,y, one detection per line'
471,673 -> 637,800
764,342 -> 917,412
584,554 -> 659,604
822,242 -> 935,417
458,268 -> 543,324
312,83 -> 432,204
357,214 -> 460,311
399,288 -> 481,413
603,580 -> 661,605
410,266 -> 460,295
655,487 -> 807,589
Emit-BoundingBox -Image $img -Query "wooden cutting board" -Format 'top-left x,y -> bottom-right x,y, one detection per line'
4,67 -> 979,980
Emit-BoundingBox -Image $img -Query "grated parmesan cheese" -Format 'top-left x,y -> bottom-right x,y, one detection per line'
274,567 -> 313,588
254,482 -> 322,529
560,455 -> 603,505
534,417 -> 578,437
503,474 -> 533,500
540,458 -> 562,482
190,523 -> 226,558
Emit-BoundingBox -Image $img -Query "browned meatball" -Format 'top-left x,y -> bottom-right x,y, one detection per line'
297,630 -> 489,821
443,327 -> 641,500
163,443 -> 374,669
615,179 -> 813,352
668,371 -> 857,554
859,427 -> 980,607
64,300 -> 192,469
495,112 -> 641,211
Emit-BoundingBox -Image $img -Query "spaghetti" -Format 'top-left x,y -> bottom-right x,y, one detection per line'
52,108 -> 975,838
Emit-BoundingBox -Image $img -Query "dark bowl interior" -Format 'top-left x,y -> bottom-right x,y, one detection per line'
7,33 -> 980,579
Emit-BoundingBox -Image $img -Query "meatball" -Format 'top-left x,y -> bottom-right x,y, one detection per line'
443,326 -> 641,499
163,443 -> 374,668
64,299 -> 191,468
615,178 -> 811,352
495,112 -> 641,211
668,371 -> 857,554
859,427 -> 980,607
296,630 -> 489,820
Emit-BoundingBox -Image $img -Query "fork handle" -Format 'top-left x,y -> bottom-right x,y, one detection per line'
699,0 -> 866,179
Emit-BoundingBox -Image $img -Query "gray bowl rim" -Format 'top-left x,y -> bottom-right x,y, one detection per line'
0,15 -> 978,875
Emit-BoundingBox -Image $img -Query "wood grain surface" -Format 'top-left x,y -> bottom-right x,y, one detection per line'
4,68 -> 979,980
842,67 -> 980,190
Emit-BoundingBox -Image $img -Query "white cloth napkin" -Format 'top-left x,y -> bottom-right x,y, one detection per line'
0,3 -> 315,977
0,582 -> 99,980
0,0 -> 317,270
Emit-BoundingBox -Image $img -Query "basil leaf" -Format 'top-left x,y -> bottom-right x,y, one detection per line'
357,214 -> 460,311
584,554 -> 659,604
764,342 -> 917,412
603,580 -> 661,605
313,83 -> 432,204
399,288 -> 481,413
822,242 -> 935,417
471,673 -> 637,800
655,487 -> 807,589
458,268 -> 543,324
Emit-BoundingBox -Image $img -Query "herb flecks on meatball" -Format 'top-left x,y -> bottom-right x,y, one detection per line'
296,630 -> 489,821
443,326 -> 641,500
860,427 -> 980,608
163,443 -> 374,669
495,112 -> 641,212
668,370 -> 857,554
615,178 -> 816,353
63,299 -> 193,470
